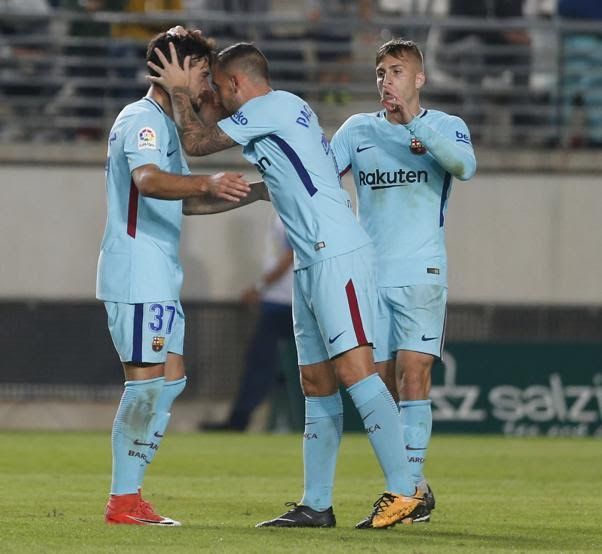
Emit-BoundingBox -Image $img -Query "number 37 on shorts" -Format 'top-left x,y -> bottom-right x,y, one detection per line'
104,300 -> 185,364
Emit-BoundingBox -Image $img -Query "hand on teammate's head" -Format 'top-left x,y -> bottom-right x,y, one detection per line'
166,26 -> 204,40
166,25 -> 186,37
147,42 -> 191,92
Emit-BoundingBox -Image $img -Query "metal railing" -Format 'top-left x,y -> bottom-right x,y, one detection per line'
1,7 -> 601,148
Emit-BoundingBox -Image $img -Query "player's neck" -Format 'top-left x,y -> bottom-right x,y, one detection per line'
147,85 -> 173,119
386,103 -> 423,125
241,83 -> 272,105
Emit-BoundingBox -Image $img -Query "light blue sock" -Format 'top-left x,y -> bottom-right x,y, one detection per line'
111,377 -> 164,495
399,399 -> 432,486
300,392 -> 343,511
137,376 -> 187,489
347,374 -> 415,496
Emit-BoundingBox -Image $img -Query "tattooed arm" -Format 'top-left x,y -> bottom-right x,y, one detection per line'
183,180 -> 269,215
170,86 -> 237,156
147,41 -> 237,157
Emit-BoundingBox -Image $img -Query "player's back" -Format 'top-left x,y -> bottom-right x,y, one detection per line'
332,109 -> 475,287
219,90 -> 371,269
97,97 -> 189,303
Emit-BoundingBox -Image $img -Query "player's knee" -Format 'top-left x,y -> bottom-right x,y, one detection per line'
300,368 -> 337,396
156,376 -> 187,412
336,365 -> 376,389
301,377 -> 336,397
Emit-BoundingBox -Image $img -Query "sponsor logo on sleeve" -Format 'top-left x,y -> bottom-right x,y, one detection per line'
230,111 -> 248,125
138,127 -> 157,150
455,130 -> 471,144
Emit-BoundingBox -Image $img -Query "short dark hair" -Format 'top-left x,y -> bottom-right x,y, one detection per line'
146,29 -> 215,77
213,42 -> 270,82
376,38 -> 424,69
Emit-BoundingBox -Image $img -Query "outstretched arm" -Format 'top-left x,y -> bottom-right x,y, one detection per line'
147,42 -> 237,156
132,164 -> 250,201
183,180 -> 270,215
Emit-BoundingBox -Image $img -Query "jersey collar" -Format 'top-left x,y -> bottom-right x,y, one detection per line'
378,106 -> 428,122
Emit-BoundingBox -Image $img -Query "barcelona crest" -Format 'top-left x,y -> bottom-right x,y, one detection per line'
152,336 -> 165,352
409,137 -> 427,155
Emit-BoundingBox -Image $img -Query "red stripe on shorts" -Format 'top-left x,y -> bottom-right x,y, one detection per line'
127,179 -> 139,238
345,279 -> 367,345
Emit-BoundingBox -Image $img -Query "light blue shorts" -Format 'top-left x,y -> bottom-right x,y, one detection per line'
374,284 -> 447,362
293,244 -> 376,366
104,300 -> 185,364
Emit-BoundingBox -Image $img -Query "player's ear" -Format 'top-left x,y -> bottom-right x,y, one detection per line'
415,71 -> 426,90
230,74 -> 239,93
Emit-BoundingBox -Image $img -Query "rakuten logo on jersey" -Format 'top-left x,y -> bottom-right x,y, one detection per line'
358,169 -> 428,189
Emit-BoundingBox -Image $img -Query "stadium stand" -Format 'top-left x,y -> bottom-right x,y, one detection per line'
0,1 -> 600,149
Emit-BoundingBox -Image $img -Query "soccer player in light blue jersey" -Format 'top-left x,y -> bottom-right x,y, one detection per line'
331,38 -> 477,522
97,30 -> 258,526
149,39 -> 427,529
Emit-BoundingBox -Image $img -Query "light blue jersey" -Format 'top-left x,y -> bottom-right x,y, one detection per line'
331,109 -> 476,287
218,90 -> 371,270
96,97 -> 191,303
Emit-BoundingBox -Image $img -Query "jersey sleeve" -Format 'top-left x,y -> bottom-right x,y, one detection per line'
331,117 -> 354,176
405,114 -> 477,180
217,94 -> 280,146
123,111 -> 170,173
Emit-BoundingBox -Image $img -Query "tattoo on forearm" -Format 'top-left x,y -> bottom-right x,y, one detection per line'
171,88 -> 236,156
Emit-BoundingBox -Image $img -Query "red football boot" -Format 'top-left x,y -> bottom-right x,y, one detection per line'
105,492 -> 181,526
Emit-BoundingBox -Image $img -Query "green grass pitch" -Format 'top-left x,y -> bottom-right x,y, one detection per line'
1,431 -> 601,553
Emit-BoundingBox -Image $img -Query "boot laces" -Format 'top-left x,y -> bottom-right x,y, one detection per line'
371,493 -> 396,516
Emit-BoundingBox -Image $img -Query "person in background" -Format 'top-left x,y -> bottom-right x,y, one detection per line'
306,0 -> 372,105
202,211 -> 295,431
557,0 -> 602,147
444,0 -> 531,143
110,0 -> 184,100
